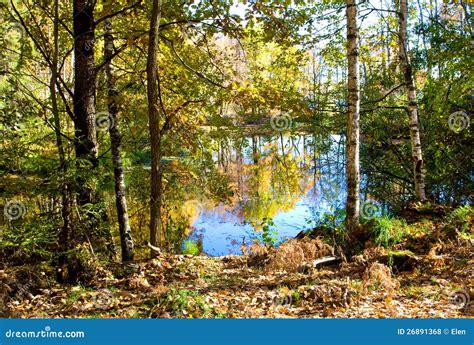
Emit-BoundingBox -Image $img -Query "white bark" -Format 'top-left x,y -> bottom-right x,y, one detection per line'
346,0 -> 360,234
398,0 -> 427,201
104,2 -> 134,262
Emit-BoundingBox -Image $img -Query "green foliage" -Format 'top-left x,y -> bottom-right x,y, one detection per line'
443,205 -> 473,235
319,208 -> 346,229
0,216 -> 59,263
182,239 -> 200,256
64,244 -> 101,284
158,288 -> 220,318
308,208 -> 346,245
291,289 -> 301,303
261,218 -> 278,246
369,216 -> 408,248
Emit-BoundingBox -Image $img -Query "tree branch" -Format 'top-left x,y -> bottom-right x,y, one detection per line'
160,99 -> 204,135
361,84 -> 406,106
95,1 -> 143,27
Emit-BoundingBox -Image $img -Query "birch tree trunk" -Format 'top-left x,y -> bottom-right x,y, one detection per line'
104,7 -> 135,262
398,0 -> 427,201
345,0 -> 360,236
147,0 -> 163,255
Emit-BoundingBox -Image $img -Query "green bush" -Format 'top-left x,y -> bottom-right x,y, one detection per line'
182,239 -> 200,255
369,216 -> 407,247
64,243 -> 101,284
443,205 -> 473,235
261,218 -> 278,246
0,216 -> 59,263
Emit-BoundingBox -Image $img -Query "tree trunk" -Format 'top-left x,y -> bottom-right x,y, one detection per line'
104,5 -> 134,262
73,0 -> 116,259
73,0 -> 98,206
147,0 -> 163,256
51,0 -> 71,280
345,0 -> 360,236
398,0 -> 427,202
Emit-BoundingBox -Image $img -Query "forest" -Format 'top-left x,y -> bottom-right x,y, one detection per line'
0,0 -> 472,319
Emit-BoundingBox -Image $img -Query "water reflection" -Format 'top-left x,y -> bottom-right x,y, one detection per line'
189,133 -> 347,256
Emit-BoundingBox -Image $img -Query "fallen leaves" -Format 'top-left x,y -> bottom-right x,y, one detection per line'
1,227 -> 472,318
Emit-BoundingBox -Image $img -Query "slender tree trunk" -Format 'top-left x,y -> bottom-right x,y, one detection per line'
51,0 -> 71,280
51,0 -> 69,240
73,0 -> 99,206
103,5 -> 134,262
386,21 -> 391,67
398,0 -> 427,201
252,136 -> 258,164
345,0 -> 360,236
147,0 -> 163,255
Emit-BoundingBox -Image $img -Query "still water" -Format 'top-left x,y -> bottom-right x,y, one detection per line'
186,133 -> 348,256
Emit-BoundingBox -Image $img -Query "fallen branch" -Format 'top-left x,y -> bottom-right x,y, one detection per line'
311,256 -> 339,267
145,241 -> 162,256
299,256 -> 340,273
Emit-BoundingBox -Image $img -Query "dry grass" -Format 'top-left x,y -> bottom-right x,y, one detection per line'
267,238 -> 332,272
362,262 -> 399,297
246,241 -> 269,256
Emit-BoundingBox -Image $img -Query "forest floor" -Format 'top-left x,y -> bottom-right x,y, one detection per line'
2,223 -> 473,318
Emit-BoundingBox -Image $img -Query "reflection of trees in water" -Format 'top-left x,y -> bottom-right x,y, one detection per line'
215,134 -> 319,228
305,134 -> 347,225
177,132 -> 351,254
177,133 -> 347,247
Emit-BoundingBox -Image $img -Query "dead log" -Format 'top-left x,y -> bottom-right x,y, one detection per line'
298,256 -> 340,273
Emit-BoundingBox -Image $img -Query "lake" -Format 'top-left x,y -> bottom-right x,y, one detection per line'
186,133 -> 349,256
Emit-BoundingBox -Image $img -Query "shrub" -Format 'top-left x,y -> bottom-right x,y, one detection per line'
443,205 -> 473,236
182,239 -> 200,256
63,243 -> 101,284
261,218 -> 278,246
311,208 -> 346,245
369,216 -> 407,247
0,216 -> 59,264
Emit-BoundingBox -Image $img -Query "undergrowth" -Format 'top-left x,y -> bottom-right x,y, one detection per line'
368,216 -> 408,247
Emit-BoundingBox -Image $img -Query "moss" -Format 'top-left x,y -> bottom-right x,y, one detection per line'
387,249 -> 415,268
